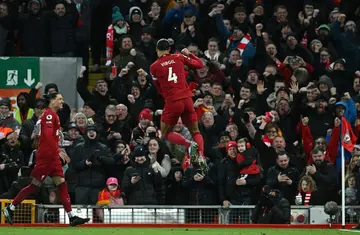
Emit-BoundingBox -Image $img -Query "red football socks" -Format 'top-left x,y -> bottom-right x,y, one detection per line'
12,184 -> 39,207
57,182 -> 72,213
164,132 -> 191,148
192,132 -> 204,157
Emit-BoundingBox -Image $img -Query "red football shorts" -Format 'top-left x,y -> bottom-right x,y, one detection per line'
161,97 -> 197,126
30,160 -> 64,182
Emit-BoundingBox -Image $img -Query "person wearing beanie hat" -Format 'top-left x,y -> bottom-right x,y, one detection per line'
310,39 -> 322,50
317,24 -> 330,33
138,27 -> 156,62
121,145 -> 164,205
112,6 -> 124,24
0,97 -> 20,132
226,141 -> 237,155
138,108 -> 152,123
0,98 -> 11,111
333,59 -> 345,71
105,7 -> 130,66
70,123 -> 115,207
318,75 -> 334,92
128,6 -> 144,41
131,108 -> 152,146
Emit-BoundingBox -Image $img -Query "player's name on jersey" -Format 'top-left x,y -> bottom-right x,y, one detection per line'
160,60 -> 175,67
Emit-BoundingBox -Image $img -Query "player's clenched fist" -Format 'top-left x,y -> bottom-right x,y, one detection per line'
181,48 -> 191,56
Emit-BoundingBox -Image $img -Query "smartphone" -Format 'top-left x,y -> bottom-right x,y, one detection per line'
148,132 -> 156,138
225,94 -> 231,99
132,173 -> 139,177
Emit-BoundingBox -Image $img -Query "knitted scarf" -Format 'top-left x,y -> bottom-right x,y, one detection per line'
106,24 -> 130,62
226,33 -> 251,55
97,188 -> 121,205
299,190 -> 312,205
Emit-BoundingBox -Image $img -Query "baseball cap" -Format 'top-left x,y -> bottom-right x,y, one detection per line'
106,177 -> 119,186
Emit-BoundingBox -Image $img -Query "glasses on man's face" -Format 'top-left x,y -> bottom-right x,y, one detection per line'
316,141 -> 325,145
107,115 -> 116,118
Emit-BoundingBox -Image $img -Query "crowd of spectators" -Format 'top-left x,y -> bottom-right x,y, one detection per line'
1,0 -> 360,221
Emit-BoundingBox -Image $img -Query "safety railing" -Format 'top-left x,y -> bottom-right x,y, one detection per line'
2,202 -> 357,225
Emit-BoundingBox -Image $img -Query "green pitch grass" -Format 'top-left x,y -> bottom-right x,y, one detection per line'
0,228 -> 356,235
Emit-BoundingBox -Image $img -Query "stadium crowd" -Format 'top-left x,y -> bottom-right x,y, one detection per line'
1,0 -> 360,222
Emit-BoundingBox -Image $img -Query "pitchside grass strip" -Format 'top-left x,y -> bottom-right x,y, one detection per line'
0,228 -> 351,235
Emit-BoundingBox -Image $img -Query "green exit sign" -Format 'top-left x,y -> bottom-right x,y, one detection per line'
0,57 -> 40,89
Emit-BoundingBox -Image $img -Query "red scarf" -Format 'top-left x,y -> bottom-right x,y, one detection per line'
226,34 -> 251,55
299,190 -> 312,205
301,31 -> 308,48
236,154 -> 260,174
106,24 -> 131,62
97,188 -> 121,205
262,135 -> 273,147
273,57 -> 282,68
322,59 -> 331,68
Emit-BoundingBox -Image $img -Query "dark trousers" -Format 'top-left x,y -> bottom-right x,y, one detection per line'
90,4 -> 110,65
75,186 -> 101,205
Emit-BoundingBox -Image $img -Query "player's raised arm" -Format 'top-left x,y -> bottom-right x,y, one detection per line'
180,48 -> 204,69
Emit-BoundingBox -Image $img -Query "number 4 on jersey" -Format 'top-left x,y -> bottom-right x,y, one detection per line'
167,67 -> 178,83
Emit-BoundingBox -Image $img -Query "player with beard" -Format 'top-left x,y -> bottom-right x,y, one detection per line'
2,93 -> 90,227
150,39 -> 207,174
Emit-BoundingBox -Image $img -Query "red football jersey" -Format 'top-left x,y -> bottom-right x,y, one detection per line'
150,53 -> 203,102
36,108 -> 61,164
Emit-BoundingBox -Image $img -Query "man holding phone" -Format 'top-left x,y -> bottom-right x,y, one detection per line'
121,146 -> 164,205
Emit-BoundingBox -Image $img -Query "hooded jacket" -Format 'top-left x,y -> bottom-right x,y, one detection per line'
121,151 -> 164,205
72,126 -> 114,188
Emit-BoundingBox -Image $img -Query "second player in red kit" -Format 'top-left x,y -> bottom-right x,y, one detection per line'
150,39 -> 208,174
2,93 -> 89,227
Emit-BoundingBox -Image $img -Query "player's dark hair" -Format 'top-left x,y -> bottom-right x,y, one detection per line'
157,39 -> 171,51
43,92 -> 60,105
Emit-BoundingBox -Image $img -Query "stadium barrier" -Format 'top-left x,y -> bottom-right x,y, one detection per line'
1,202 -> 359,225
0,199 -> 35,224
